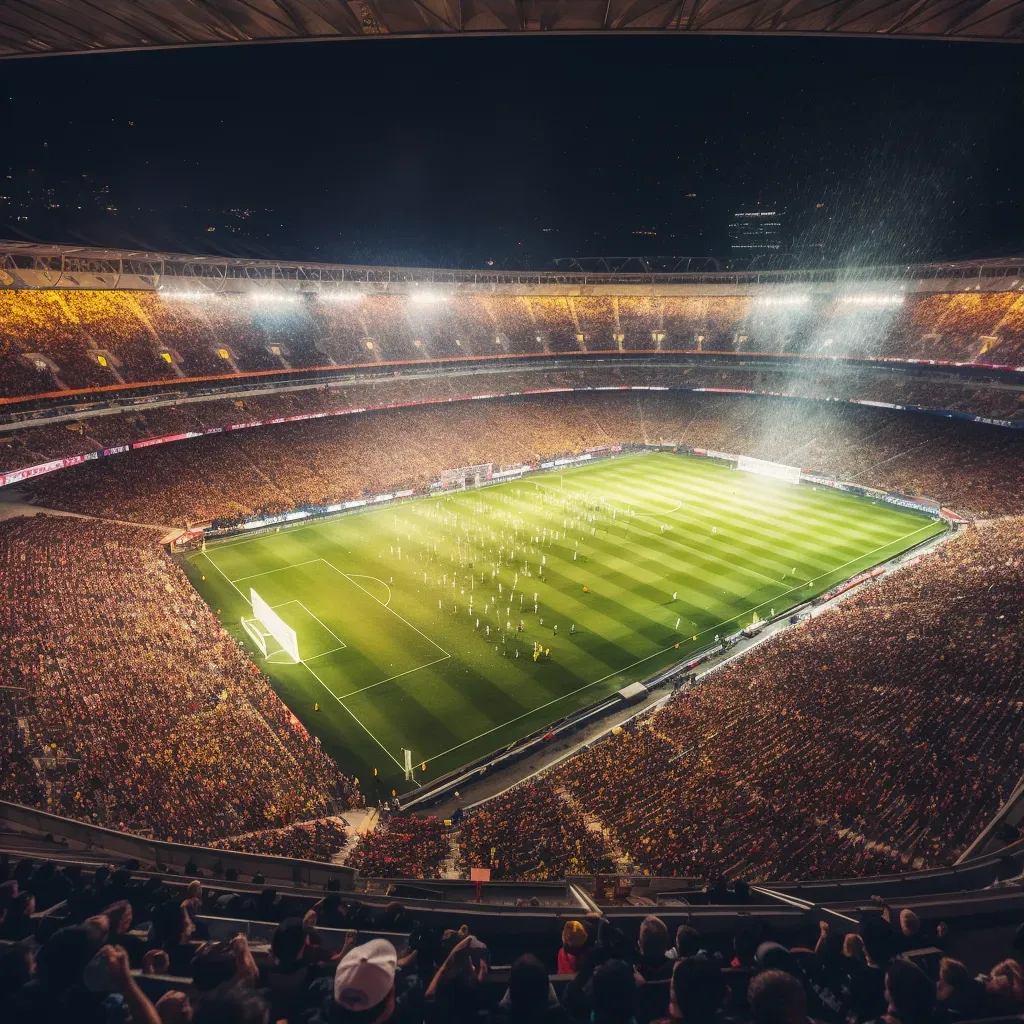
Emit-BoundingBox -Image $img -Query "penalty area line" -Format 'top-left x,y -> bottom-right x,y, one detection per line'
300,659 -> 404,771
346,573 -> 392,607
294,599 -> 348,651
230,557 -> 324,583
335,655 -> 451,700
318,558 -> 450,659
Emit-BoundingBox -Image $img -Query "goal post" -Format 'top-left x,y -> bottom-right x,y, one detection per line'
439,463 -> 493,491
736,454 -> 801,484
242,588 -> 299,663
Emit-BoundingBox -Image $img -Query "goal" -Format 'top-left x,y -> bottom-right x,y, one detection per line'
737,454 -> 801,485
439,463 -> 493,491
242,588 -> 299,663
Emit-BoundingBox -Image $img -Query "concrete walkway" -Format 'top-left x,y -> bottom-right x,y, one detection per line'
0,486 -> 174,533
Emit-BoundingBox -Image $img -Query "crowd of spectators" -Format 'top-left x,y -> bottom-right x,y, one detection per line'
3,388 -> 1024,883
206,820 -> 349,862
347,818 -> 449,879
20,390 -> 1024,529
0,515 -> 359,855
3,848 -> 1024,1024
3,288 -> 1024,401
457,779 -> 613,881
3,353 -> 1023,491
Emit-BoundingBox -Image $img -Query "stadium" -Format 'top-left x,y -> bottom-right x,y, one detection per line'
3,10 -> 1024,1024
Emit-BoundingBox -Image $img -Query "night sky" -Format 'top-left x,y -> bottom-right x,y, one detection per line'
0,34 -> 1021,269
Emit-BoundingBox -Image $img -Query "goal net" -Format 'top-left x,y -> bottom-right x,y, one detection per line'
242,588 -> 299,663
439,463 -> 493,490
736,454 -> 801,485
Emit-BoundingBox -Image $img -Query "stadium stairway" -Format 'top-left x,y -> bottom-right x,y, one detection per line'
333,807 -> 377,865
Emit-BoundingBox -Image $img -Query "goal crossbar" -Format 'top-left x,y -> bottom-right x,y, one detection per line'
243,588 -> 299,663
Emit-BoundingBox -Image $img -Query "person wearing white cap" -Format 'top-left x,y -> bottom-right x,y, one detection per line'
326,938 -> 398,1024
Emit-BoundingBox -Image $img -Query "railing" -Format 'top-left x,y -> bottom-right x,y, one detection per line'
0,801 -> 358,890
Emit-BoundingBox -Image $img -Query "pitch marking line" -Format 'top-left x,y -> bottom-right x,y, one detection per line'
346,573 -> 392,607
205,552 -> 404,769
303,646 -> 348,661
202,551 -> 246,599
318,557 -> 451,660
266,598 -> 349,655
230,558 -> 324,583
420,518 -> 942,769
634,501 -> 682,517
335,656 -> 451,700
300,659 -> 404,771
294,600 -> 348,654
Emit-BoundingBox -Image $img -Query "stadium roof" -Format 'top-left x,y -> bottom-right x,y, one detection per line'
2,238 -> 1023,290
1,0 -> 1022,57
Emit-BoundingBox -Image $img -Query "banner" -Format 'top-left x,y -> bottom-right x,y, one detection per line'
0,454 -> 86,486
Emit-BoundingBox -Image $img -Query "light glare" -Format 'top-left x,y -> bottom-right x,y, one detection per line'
754,294 -> 810,308
158,289 -> 219,301
838,293 -> 905,306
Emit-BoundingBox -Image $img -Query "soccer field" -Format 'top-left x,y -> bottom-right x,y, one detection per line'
180,452 -> 946,793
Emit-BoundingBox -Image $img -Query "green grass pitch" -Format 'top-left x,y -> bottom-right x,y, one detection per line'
180,452 -> 946,794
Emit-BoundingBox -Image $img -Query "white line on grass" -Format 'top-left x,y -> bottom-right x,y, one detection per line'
346,573 -> 393,607
634,501 -> 681,516
294,600 -> 348,653
302,645 -> 348,661
336,655 -> 451,700
263,599 -> 349,656
230,558 -> 324,583
201,541 -> 423,771
318,558 -> 451,659
421,518 -> 942,768
300,659 -> 404,771
202,552 -> 247,600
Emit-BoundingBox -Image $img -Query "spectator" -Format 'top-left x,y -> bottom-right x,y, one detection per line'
424,934 -> 488,1023
588,958 -> 639,1024
309,938 -> 398,1024
665,957 -> 727,1024
748,970 -> 809,1024
884,959 -> 936,1024
843,934 -> 867,968
558,920 -> 589,975
669,926 -> 705,963
497,953 -> 567,1024
935,957 -> 987,1019
849,920 -> 896,1023
636,915 -> 673,981
984,959 -> 1024,1015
